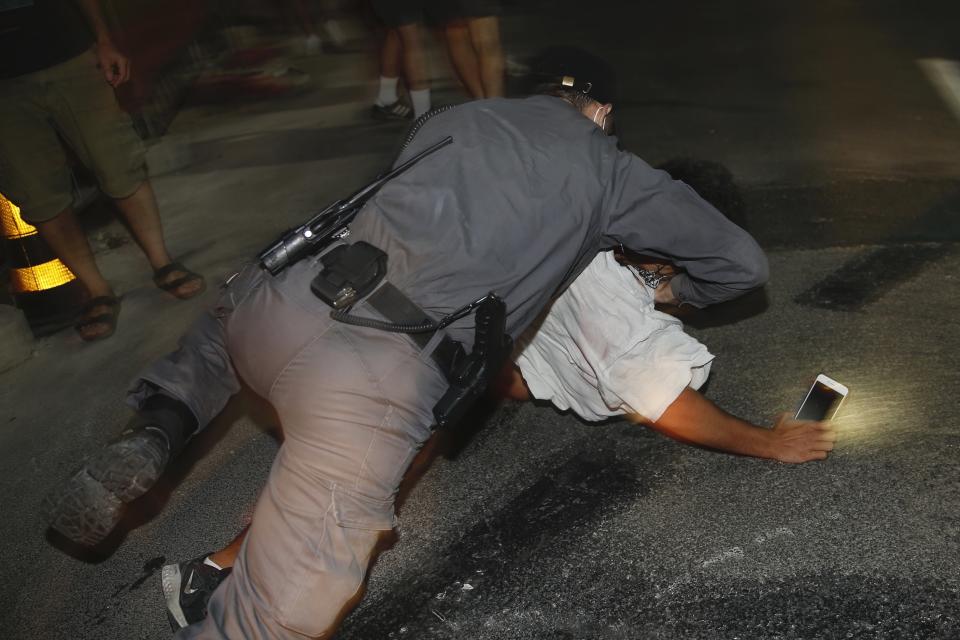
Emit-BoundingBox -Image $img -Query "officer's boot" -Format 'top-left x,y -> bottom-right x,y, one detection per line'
42,394 -> 197,546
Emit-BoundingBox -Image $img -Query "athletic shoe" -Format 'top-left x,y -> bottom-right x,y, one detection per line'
162,555 -> 233,630
371,100 -> 412,121
41,428 -> 170,546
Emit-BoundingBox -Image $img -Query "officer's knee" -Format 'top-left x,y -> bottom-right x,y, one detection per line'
272,519 -> 382,637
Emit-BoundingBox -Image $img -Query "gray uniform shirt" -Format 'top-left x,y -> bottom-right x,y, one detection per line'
349,95 -> 768,349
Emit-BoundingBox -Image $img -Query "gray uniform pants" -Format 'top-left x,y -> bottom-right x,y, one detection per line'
129,257 -> 448,638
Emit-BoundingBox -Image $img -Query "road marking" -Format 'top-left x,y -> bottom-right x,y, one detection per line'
657,516 -> 839,599
795,243 -> 951,311
701,547 -> 745,568
918,58 -> 960,124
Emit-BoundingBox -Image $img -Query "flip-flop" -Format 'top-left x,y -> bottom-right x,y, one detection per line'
76,295 -> 121,342
153,262 -> 206,300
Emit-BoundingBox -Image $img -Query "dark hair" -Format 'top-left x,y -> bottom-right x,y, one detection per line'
656,158 -> 747,228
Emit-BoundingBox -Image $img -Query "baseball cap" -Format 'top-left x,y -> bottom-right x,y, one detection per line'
525,45 -> 618,105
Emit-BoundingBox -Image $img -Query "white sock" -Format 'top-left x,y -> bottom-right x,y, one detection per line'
203,556 -> 224,571
410,88 -> 431,118
377,76 -> 399,107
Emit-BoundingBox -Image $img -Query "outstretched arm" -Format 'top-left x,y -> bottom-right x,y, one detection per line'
76,0 -> 130,86
632,387 -> 836,464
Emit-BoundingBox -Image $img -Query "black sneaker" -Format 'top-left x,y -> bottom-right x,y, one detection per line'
371,100 -> 412,121
41,428 -> 170,546
162,554 -> 232,630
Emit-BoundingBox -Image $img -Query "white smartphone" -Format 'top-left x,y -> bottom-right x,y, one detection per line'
795,374 -> 849,421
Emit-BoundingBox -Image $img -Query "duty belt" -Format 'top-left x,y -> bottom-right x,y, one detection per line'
310,241 -> 512,429
363,282 -> 466,380
358,281 -> 512,429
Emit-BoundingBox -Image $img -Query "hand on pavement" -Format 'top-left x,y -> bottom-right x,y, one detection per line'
767,413 -> 837,463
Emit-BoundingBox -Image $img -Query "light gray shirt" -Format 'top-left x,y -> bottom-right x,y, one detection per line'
350,96 -> 768,349
514,251 -> 714,423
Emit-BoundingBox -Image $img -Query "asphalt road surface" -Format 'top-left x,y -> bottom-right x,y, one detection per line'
1,1 -> 958,638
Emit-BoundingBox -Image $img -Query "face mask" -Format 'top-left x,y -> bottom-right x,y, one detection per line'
592,104 -> 610,133
593,105 -> 605,127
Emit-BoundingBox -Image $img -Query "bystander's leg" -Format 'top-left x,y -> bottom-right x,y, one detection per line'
396,21 -> 432,116
442,20 -> 485,98
112,180 -> 204,298
467,15 -> 504,97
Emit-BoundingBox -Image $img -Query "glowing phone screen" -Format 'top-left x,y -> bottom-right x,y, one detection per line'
796,380 -> 844,421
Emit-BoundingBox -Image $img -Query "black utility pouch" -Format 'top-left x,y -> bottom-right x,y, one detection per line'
311,241 -> 387,309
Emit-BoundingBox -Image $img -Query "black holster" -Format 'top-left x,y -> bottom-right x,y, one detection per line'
432,295 -> 512,428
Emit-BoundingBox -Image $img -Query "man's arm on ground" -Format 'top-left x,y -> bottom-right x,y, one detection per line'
633,387 -> 836,464
75,0 -> 130,86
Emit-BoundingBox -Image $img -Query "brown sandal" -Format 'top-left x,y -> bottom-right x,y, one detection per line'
153,262 -> 206,300
75,295 -> 121,342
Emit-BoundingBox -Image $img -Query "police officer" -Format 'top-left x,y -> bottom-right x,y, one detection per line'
43,48 -> 768,638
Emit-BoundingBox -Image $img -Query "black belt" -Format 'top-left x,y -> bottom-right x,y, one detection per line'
364,282 -> 465,379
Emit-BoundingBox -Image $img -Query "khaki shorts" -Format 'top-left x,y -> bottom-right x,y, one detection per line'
0,49 -> 147,223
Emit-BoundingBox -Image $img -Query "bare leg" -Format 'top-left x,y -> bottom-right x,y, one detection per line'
372,29 -> 408,115
34,206 -> 118,339
396,22 -> 428,91
210,526 -> 248,568
467,16 -> 505,98
113,180 -> 204,298
111,180 -> 172,270
34,206 -> 113,299
443,21 -> 485,98
381,28 -> 402,79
